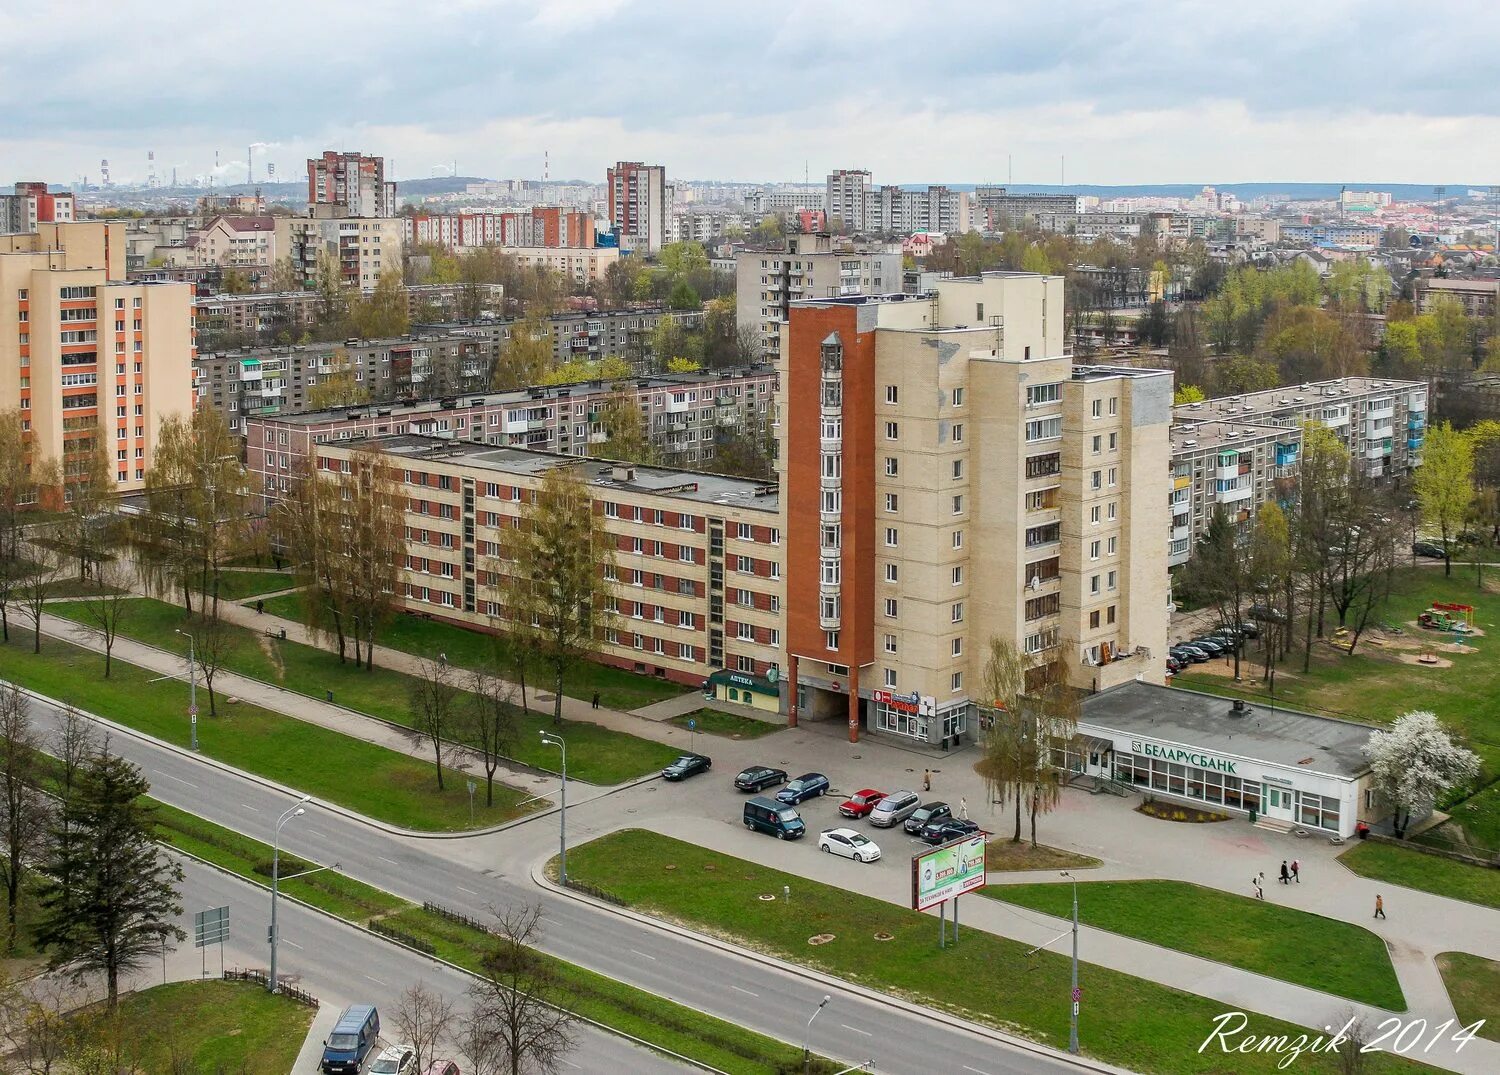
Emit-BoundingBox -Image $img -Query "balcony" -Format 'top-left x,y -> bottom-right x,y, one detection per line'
1408,417 -> 1425,432
1407,436 -> 1423,451
1217,483 -> 1252,505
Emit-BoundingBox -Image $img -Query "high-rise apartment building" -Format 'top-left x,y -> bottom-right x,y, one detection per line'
405,207 -> 595,250
778,272 -> 1170,744
0,222 -> 195,492
825,169 -> 873,234
1,182 -> 75,235
277,215 -> 404,290
306,151 -> 397,218
607,162 -> 668,254
973,187 -> 1085,230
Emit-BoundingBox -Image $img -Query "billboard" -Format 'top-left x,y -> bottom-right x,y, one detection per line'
911,832 -> 987,911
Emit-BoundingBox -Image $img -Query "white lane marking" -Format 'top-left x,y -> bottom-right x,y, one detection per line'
364,974 -> 386,985
284,939 -> 303,950
377,856 -> 399,866
731,985 -> 759,997
561,1061 -> 582,1070
240,804 -> 259,812
303,828 -> 327,840
628,948 -> 657,961
457,885 -> 478,895
964,1067 -> 994,1075
840,1024 -> 872,1037
153,771 -> 199,789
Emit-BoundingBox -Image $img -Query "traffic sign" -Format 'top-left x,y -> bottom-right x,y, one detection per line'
1072,986 -> 1082,1003
188,705 -> 198,716
193,906 -> 229,948
688,718 -> 696,731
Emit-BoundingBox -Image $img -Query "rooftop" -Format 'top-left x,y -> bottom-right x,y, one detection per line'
1170,419 -> 1293,454
1175,376 -> 1425,424
1082,681 -> 1375,779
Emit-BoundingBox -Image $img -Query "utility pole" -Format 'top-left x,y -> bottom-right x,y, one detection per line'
1063,870 -> 1080,1054
175,629 -> 198,751
540,730 -> 567,884
268,797 -> 311,992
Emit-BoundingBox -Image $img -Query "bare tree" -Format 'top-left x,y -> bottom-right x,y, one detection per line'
408,657 -> 460,790
465,903 -> 576,1075
1023,658 -> 1081,848
0,684 -> 51,952
459,669 -> 519,807
16,539 -> 65,655
192,612 -> 237,718
393,981 -> 455,1072
0,973 -> 74,1074
78,561 -> 133,678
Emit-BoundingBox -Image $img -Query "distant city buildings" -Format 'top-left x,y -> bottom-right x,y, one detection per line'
405,207 -> 595,250
825,169 -> 873,234
277,214 -> 404,290
607,161 -> 668,254
306,151 -> 397,218
1,182 -> 75,234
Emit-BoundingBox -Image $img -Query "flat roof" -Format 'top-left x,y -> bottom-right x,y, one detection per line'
1174,376 -> 1425,424
1170,419 -> 1292,453
1081,682 -> 1375,779
344,434 -> 780,511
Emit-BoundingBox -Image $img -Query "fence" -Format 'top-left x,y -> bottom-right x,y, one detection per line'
223,967 -> 320,1009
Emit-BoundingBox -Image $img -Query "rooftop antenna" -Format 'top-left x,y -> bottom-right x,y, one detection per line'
544,149 -> 549,183
1061,155 -> 1065,188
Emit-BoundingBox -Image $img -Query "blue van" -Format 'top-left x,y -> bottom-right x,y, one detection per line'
744,795 -> 806,839
321,1004 -> 380,1073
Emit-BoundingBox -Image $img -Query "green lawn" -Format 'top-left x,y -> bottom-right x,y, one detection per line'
668,707 -> 784,739
39,576 -> 129,600
50,597 -> 679,785
1435,952 -> 1500,1041
211,569 -> 298,601
0,629 -> 538,832
986,841 -> 1102,872
1438,779 -> 1500,855
564,830 -> 1414,1075
94,980 -> 312,1073
262,590 -> 687,710
1339,841 -> 1500,910
986,879 -> 1403,1009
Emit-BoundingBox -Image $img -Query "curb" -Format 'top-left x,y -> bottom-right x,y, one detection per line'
528,859 -> 1126,1075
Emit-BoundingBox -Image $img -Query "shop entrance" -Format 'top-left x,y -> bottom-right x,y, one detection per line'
1261,783 -> 1295,821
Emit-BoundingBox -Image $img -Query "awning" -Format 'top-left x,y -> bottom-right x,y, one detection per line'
705,669 -> 781,698
1082,736 -> 1114,755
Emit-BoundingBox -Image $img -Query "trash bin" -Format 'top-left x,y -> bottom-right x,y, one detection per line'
1248,807 -> 1258,824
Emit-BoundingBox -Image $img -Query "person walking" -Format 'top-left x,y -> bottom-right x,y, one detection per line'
959,796 -> 968,820
1279,860 -> 1290,885
1291,859 -> 1300,884
591,690 -> 600,710
923,769 -> 932,792
1253,875 -> 1264,900
1374,894 -> 1386,919
438,652 -> 447,669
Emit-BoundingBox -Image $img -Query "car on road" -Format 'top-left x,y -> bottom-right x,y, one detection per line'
921,817 -> 981,845
869,789 -> 920,828
1413,540 -> 1446,559
818,827 -> 883,863
776,773 -> 830,804
838,789 -> 886,818
905,801 -> 952,835
744,795 -> 806,839
734,765 -> 788,792
370,1047 -> 418,1075
320,1005 -> 380,1074
422,1064 -> 460,1075
661,753 -> 711,781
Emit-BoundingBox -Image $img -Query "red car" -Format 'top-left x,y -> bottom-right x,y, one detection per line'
839,789 -> 886,819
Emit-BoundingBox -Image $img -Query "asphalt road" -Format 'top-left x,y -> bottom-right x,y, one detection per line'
25,692 -> 1091,1075
169,856 -> 682,1074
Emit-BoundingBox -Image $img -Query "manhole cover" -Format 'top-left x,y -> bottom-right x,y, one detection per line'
874,932 -> 894,941
758,893 -> 777,901
809,934 -> 835,945
664,864 -> 677,871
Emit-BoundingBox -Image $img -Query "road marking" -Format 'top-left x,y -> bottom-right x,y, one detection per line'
153,771 -> 199,789
561,1061 -> 582,1070
628,948 -> 657,961
963,1067 -> 994,1075
457,885 -> 478,895
731,985 -> 759,997
284,939 -> 303,950
377,856 -> 399,866
363,974 -> 386,986
303,828 -> 327,840
240,804 -> 259,812
840,1024 -> 872,1037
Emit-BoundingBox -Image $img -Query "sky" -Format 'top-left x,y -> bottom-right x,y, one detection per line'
4,0 -> 1500,188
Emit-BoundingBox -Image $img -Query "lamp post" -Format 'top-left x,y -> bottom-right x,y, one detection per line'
1062,870 -> 1080,1055
803,994 -> 830,1074
268,796 -> 310,993
539,730 -> 567,885
174,629 -> 198,751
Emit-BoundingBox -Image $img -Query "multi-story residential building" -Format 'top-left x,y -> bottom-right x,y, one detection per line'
241,364 -> 777,500
276,214 -> 404,290
1,182 -> 75,234
666,208 -> 755,245
405,207 -> 595,250
307,436 -> 783,686
607,162 -> 668,254
973,187 -> 1085,230
778,272 -> 1171,745
735,234 -> 901,361
745,187 -> 826,216
194,283 -> 505,345
420,307 -> 702,371
1415,276 -> 1499,320
191,215 -> 280,271
306,151 -> 397,218
0,222 -> 194,492
869,185 -> 971,236
1166,421 -> 1300,567
502,245 -> 618,287
825,169 -> 873,234
1280,223 -> 1381,249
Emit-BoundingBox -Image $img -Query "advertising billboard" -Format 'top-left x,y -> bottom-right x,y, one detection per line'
910,832 -> 987,911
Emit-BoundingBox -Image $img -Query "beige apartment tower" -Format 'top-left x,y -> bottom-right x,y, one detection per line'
0,222 -> 195,493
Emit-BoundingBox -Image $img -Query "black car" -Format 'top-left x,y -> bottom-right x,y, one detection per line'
905,801 -> 952,835
1190,636 -> 1226,656
734,766 -> 788,792
1236,621 -> 1261,639
661,754 -> 712,781
921,817 -> 981,845
1249,604 -> 1288,624
1170,644 -> 1210,664
1412,540 -> 1446,559
776,773 -> 831,804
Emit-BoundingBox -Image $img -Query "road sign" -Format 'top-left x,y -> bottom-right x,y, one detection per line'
188,705 -> 198,716
1072,987 -> 1082,1002
193,906 -> 229,948
467,779 -> 477,795
688,718 -> 696,731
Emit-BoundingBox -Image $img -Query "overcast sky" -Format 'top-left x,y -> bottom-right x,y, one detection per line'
5,0 -> 1499,188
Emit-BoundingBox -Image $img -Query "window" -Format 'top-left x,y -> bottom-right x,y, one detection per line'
951,638 -> 963,658
884,457 -> 898,477
884,634 -> 898,654
1109,432 -> 1118,451
951,459 -> 963,480
1091,399 -> 1102,418
1026,383 -> 1061,406
826,630 -> 840,651
952,424 -> 964,444
1089,540 -> 1100,560
951,602 -> 963,624
1090,505 -> 1101,525
885,527 -> 899,547
1092,435 -> 1102,455
884,668 -> 897,687
1108,467 -> 1118,487
952,387 -> 964,406
1109,396 -> 1118,416
952,495 -> 963,514
884,598 -> 899,617
1090,610 -> 1101,629
951,565 -> 963,585
885,421 -> 898,440
1107,605 -> 1117,625
952,530 -> 964,549
1025,452 -> 1061,479
1107,501 -> 1118,521
885,493 -> 899,512
738,522 -> 753,540
1108,536 -> 1117,555
821,453 -> 841,478
1025,417 -> 1061,442
885,385 -> 898,404
951,671 -> 962,692
1090,575 -> 1101,595
1091,470 -> 1102,490
884,563 -> 899,582
1107,570 -> 1117,591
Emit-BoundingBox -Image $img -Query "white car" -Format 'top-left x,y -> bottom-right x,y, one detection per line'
369,1046 -> 417,1075
818,827 -> 882,863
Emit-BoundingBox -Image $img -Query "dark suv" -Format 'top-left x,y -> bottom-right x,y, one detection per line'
734,766 -> 788,792
776,773 -> 830,804
905,801 -> 951,835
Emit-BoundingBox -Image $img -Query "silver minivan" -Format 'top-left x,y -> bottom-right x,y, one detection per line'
868,789 -> 920,828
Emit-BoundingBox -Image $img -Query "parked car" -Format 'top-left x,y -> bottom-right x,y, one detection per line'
838,789 -> 886,819
776,773 -> 830,804
369,1047 -> 418,1075
1413,540 -> 1446,559
818,827 -> 883,863
1202,634 -> 1239,651
921,817 -> 981,845
1190,636 -> 1225,656
320,1005 -> 380,1074
1170,644 -> 1210,663
1249,603 -> 1288,624
734,765 -> 788,792
422,1064 -> 461,1075
1236,621 -> 1261,639
869,789 -> 920,828
905,801 -> 952,835
661,754 -> 711,781
743,795 -> 806,839
1165,655 -> 1184,674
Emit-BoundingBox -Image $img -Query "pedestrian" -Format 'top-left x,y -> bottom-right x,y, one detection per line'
1374,894 -> 1386,919
1279,860 -> 1290,885
256,599 -> 264,614
959,796 -> 968,820
1253,875 -> 1263,900
591,690 -> 600,710
1291,859 -> 1300,884
923,768 -> 932,792
438,652 -> 447,668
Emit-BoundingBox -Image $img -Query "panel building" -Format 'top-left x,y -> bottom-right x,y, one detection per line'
607,162 -> 668,254
2,182 -> 76,234
307,151 -> 397,218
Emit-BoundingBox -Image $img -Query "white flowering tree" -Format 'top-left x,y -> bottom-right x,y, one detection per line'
1365,711 -> 1480,839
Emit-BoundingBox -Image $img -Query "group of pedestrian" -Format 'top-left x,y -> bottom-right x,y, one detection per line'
1253,858 -> 1302,900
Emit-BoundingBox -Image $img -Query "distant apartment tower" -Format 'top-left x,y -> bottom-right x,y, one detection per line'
1,182 -> 75,234
276,215 -> 404,290
607,162 -> 668,254
825,170 -> 873,234
306,151 -> 397,218
406,207 -> 595,250
778,273 -> 1170,744
0,222 -> 195,493
973,187 -> 1085,230
870,185 -> 971,235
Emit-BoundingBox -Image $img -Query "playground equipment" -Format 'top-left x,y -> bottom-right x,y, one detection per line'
1418,602 -> 1475,633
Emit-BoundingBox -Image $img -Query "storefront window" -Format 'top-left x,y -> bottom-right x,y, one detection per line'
1297,792 -> 1339,831
873,701 -> 927,741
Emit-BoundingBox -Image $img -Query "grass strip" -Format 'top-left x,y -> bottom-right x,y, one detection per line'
211,570 -> 298,601
986,879 -> 1403,1009
1435,952 -> 1500,1041
565,829 -> 1418,1075
668,707 -> 784,739
102,980 -> 312,1073
1338,841 -> 1500,911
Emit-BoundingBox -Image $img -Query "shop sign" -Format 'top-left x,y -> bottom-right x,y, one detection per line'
1129,738 -> 1238,775
873,689 -> 921,714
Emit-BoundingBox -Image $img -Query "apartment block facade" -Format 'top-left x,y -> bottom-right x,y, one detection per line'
825,169 -> 873,234
973,187 -> 1085,230
196,283 -> 505,344
607,162 -> 668,254
311,437 -> 783,686
779,273 -> 1171,746
2,182 -> 76,234
405,207 -> 595,250
276,214 -> 404,290
0,222 -> 195,493
306,151 -> 397,218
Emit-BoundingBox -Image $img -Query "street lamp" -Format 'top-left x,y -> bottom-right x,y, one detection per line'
268,795 -> 310,993
803,994 -> 830,1074
539,730 -> 567,885
174,629 -> 198,751
1061,870 -> 1080,1055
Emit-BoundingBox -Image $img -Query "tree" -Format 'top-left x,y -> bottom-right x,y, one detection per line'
459,669 -> 519,807
465,903 -> 576,1075
506,466 -> 615,727
0,409 -> 39,644
57,430 -> 118,581
306,348 -> 370,410
492,317 -> 554,391
1365,711 -> 1480,839
1140,299 -> 1171,348
349,265 -> 410,340
596,390 -> 656,465
1319,466 -> 1400,654
0,684 -> 50,953
77,560 -> 132,679
312,253 -> 351,333
408,657 -> 459,790
1213,355 -> 1281,396
974,636 -> 1029,842
667,278 -> 700,311
1412,422 -> 1474,576
665,356 -> 702,374
1381,320 -> 1423,378
1023,661 -> 1079,848
648,314 -> 694,370
1248,503 -> 1292,689
219,269 -> 252,295
33,752 -> 185,1009
15,524 -> 64,654
1185,506 -> 1250,680
191,611 -> 237,718
393,981 -> 454,1073
1172,385 -> 1205,406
